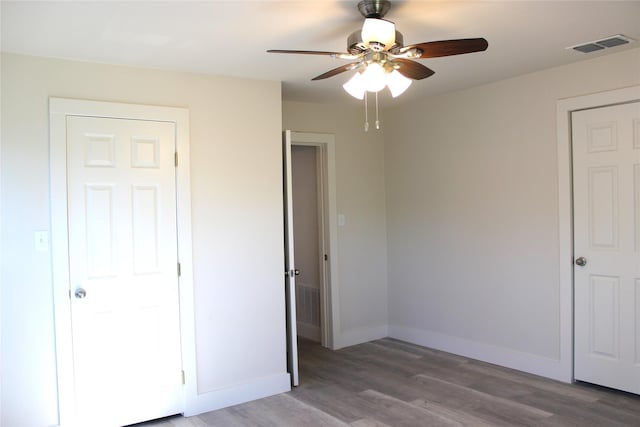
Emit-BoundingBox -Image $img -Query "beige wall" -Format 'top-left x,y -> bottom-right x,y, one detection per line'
0,53 -> 286,426
384,47 -> 640,379
283,102 -> 389,347
3,43 -> 637,426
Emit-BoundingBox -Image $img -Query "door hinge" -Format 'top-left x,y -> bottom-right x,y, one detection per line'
174,152 -> 179,167
181,370 -> 185,385
177,262 -> 181,277
324,254 -> 328,261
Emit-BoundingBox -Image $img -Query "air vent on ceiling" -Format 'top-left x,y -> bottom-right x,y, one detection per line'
568,34 -> 635,54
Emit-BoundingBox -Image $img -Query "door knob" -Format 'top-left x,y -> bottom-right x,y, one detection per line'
285,269 -> 301,277
575,257 -> 587,267
75,288 -> 87,299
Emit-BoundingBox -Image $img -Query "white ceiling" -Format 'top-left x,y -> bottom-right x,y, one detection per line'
2,1 -> 639,105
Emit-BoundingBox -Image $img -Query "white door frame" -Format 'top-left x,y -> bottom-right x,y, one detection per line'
556,84 -> 640,383
289,132 -> 340,349
49,98 -> 196,426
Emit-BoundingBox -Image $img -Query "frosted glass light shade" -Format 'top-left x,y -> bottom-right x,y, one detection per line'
386,70 -> 412,97
362,62 -> 386,92
344,64 -> 413,99
361,18 -> 395,49
343,72 -> 366,99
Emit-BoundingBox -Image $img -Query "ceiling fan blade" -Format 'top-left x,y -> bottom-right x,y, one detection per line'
312,62 -> 360,80
394,59 -> 435,80
268,49 -> 349,57
403,38 -> 488,59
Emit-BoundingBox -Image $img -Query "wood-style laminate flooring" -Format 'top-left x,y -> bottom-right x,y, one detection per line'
138,338 -> 640,426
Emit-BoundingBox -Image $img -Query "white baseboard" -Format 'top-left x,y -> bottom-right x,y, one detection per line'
183,372 -> 291,417
388,325 -> 571,383
297,322 -> 321,342
334,324 -> 389,349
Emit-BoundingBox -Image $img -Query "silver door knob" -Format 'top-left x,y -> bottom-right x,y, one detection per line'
75,288 -> 87,299
294,269 -> 300,276
575,257 -> 587,267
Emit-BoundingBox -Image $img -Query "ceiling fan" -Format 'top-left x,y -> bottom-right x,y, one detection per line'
267,0 -> 488,100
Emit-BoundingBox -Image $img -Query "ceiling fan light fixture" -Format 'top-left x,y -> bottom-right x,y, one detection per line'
386,69 -> 412,97
361,18 -> 395,50
362,62 -> 387,92
343,71 -> 366,99
267,0 -> 489,121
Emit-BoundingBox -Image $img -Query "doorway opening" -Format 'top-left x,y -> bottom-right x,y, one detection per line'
556,85 -> 640,387
289,132 -> 339,349
50,98 -> 195,426
283,131 -> 340,386
291,145 -> 325,343
571,100 -> 640,394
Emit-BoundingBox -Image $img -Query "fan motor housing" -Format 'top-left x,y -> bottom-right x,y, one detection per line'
347,29 -> 403,54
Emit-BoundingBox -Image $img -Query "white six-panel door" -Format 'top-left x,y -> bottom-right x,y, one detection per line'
66,116 -> 183,425
573,101 -> 640,394
283,130 -> 300,386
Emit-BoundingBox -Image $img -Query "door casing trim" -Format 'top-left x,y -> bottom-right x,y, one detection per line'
556,84 -> 640,384
49,98 -> 195,426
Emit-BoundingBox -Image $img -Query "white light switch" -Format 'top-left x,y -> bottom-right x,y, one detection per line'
34,231 -> 49,252
338,214 -> 346,227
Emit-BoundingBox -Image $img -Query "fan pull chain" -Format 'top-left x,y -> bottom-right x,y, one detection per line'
375,91 -> 380,130
362,91 -> 382,132
363,91 -> 369,132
